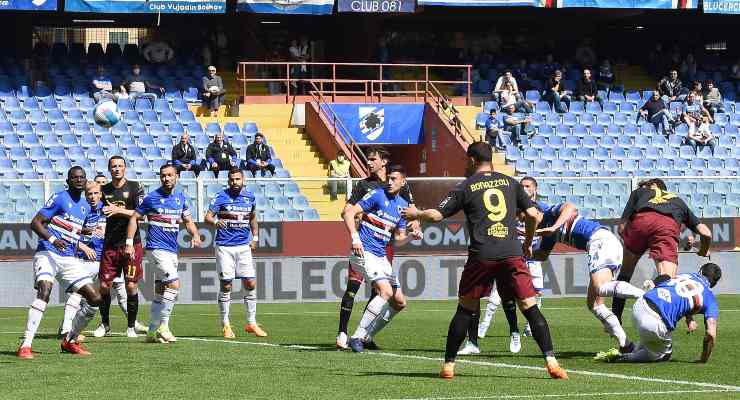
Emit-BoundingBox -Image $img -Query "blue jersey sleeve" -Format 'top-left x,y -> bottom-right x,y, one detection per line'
136,195 -> 154,216
208,194 -> 222,214
704,292 -> 719,320
181,195 -> 192,219
39,194 -> 62,220
357,189 -> 380,212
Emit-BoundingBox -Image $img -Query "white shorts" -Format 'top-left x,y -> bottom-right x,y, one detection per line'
148,249 -> 179,283
216,244 -> 255,281
349,252 -> 399,288
527,260 -> 543,292
586,229 -> 623,275
112,271 -> 124,284
33,251 -> 94,293
632,297 -> 673,359
82,260 -> 99,280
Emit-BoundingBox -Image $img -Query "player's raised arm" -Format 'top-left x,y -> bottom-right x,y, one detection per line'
700,318 -> 717,363
693,223 -> 712,257
537,203 -> 576,236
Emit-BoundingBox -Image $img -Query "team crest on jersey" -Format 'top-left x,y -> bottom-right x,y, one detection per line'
487,222 -> 508,238
157,208 -> 164,214
160,199 -> 165,204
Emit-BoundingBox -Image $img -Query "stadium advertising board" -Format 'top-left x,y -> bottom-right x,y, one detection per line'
64,0 -> 226,13
0,0 -> 56,11
703,0 -> 740,13
1,252 -> 738,307
417,0 -> 536,7
545,0 -> 696,8
320,104 -> 425,144
337,0 -> 416,12
236,0 -> 334,14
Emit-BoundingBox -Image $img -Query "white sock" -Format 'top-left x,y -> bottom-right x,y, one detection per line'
592,304 -> 628,347
244,289 -> 257,325
218,291 -> 231,326
598,281 -> 645,299
61,293 -> 82,334
66,301 -> 98,342
160,287 -> 178,328
480,291 -> 501,327
351,296 -> 387,340
149,294 -> 165,331
113,282 -> 128,315
22,299 -> 47,348
366,303 -> 399,341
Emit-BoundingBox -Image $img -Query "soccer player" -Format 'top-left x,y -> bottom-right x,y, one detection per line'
531,200 -> 646,353
95,156 -> 148,337
595,263 -> 720,363
403,142 -> 568,380
342,166 -> 419,353
126,164 -> 201,343
336,146 -> 417,350
204,168 -> 266,339
611,178 -> 712,322
17,167 -> 103,358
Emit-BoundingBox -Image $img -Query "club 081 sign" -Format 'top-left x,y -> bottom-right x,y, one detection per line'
337,0 -> 416,12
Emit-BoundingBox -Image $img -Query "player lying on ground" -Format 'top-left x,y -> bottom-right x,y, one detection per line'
18,167 -> 103,358
596,263 -> 720,363
205,168 -> 266,339
342,166 -> 421,353
403,142 -> 568,380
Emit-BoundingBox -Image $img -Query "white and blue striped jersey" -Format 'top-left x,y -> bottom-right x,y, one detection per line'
208,188 -> 256,247
357,189 -> 408,258
136,188 -> 191,254
36,190 -> 91,258
537,201 -> 606,252
644,273 -> 719,331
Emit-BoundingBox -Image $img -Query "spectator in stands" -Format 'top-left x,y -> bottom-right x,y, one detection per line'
142,37 -> 174,65
540,54 -> 562,81
658,70 -> 687,103
596,59 -> 616,92
202,66 -> 226,117
492,71 -> 518,104
575,69 -> 603,110
244,133 -> 275,177
702,80 -> 725,117
544,70 -> 570,113
639,91 -> 676,137
500,82 -> 532,113
690,81 -> 703,101
171,132 -> 201,177
288,37 -> 310,94
685,116 -> 716,155
91,65 -> 114,103
575,39 -> 597,69
502,102 -> 532,149
484,109 -> 505,151
681,92 -> 713,131
328,152 -> 351,201
680,53 -> 697,82
206,132 -> 238,178
120,64 -> 161,107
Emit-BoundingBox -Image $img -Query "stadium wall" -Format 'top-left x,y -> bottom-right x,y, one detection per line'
1,220 -> 738,306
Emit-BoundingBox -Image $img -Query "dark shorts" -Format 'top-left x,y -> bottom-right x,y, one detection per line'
622,211 -> 680,264
99,242 -> 144,284
458,256 -> 536,301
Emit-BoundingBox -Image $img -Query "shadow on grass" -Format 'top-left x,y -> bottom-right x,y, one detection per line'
356,371 -> 549,380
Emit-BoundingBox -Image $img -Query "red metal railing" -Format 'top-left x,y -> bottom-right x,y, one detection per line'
236,61 -> 472,105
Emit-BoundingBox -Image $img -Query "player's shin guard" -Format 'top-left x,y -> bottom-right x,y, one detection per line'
598,281 -> 645,299
503,301 -> 519,333
522,306 -> 555,359
244,289 -> 257,325
445,305 -> 476,363
351,296 -> 387,340
22,299 -> 47,347
126,292 -> 139,329
149,294 -> 165,331
218,290 -> 231,325
113,282 -> 128,315
366,303 -> 398,341
61,293 -> 83,334
160,287 -> 178,328
67,301 -> 97,342
338,280 -> 361,335
592,304 -> 628,347
99,290 -> 112,326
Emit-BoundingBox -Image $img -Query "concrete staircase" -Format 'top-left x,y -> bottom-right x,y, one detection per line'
239,104 -> 344,221
458,105 -> 515,176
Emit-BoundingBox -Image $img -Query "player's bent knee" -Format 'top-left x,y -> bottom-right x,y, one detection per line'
37,283 -> 53,302
517,297 -> 537,311
458,296 -> 479,311
242,278 -> 256,290
220,280 -> 233,292
166,279 -> 181,290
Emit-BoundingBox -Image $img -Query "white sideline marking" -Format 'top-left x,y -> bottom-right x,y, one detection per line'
176,336 -> 740,391
386,389 -> 740,400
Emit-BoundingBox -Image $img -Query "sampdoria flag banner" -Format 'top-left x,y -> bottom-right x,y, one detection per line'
236,0 -> 334,14
0,0 -> 56,10
64,0 -> 226,13
417,0 -> 535,6
541,0 -> 696,8
703,0 -> 740,13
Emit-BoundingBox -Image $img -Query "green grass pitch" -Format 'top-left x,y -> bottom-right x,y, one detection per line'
2,296 -> 739,400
